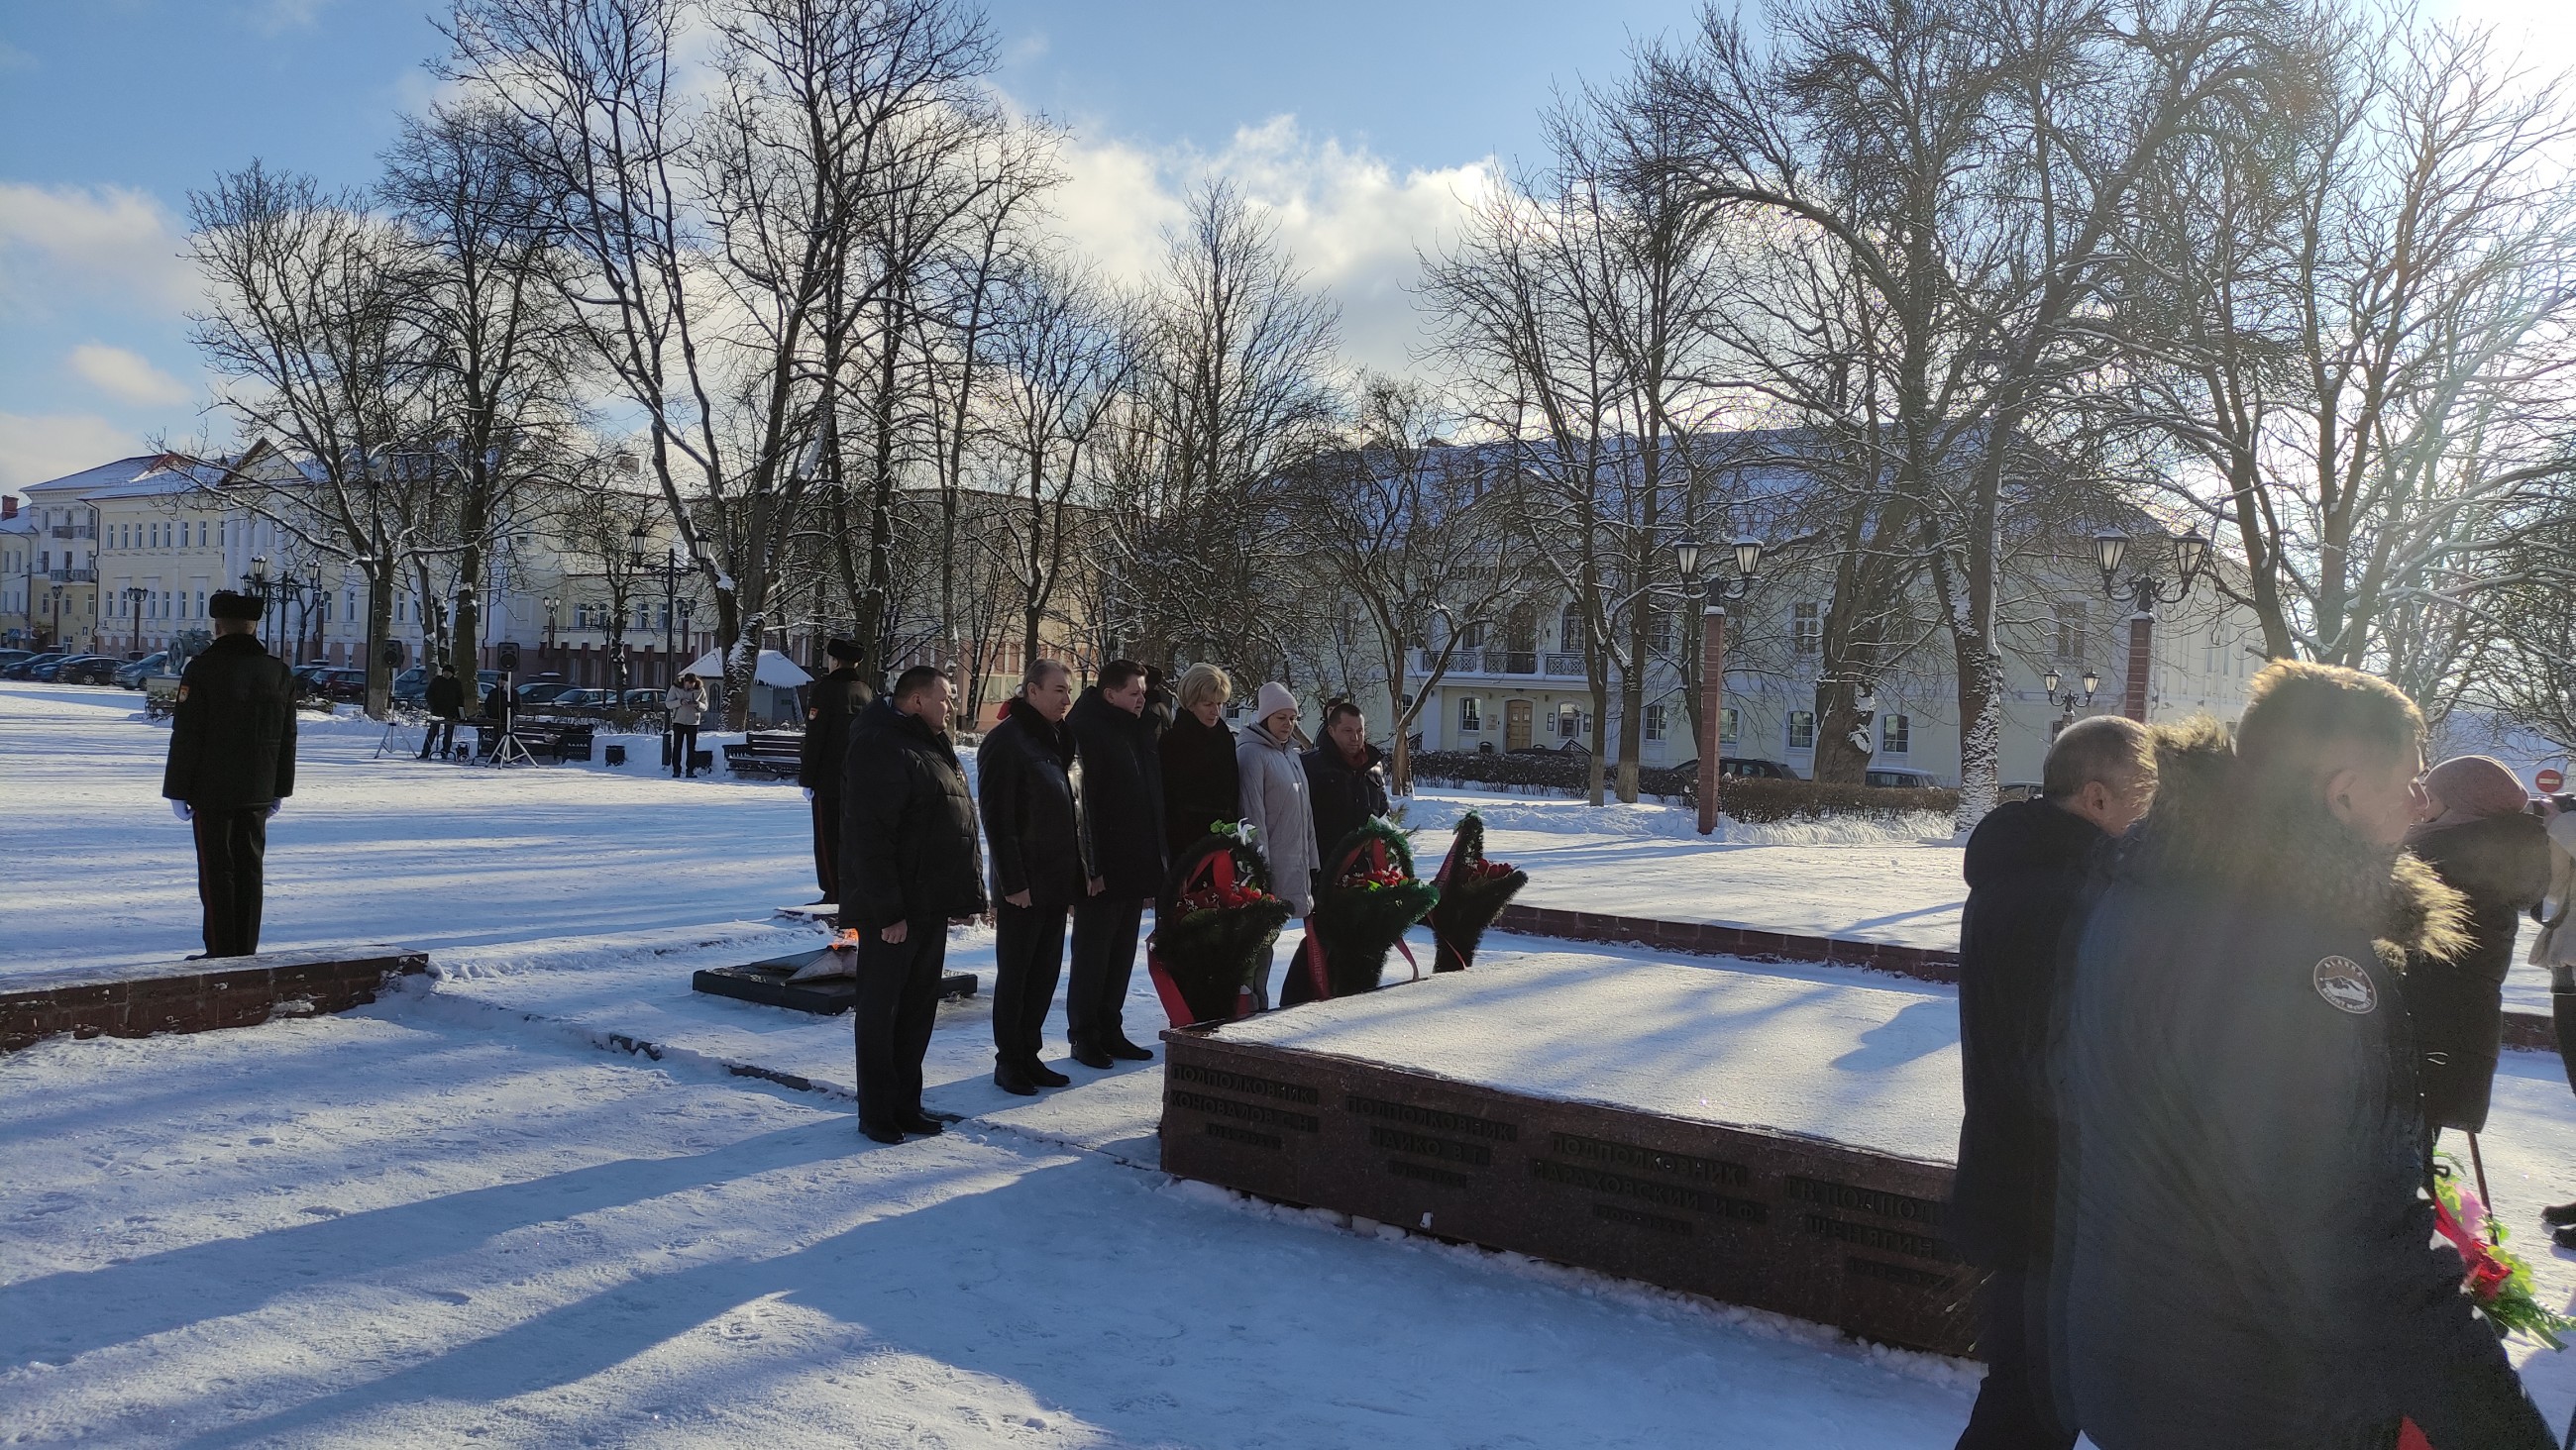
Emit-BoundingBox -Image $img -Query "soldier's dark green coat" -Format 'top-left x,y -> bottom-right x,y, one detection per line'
162,632 -> 298,808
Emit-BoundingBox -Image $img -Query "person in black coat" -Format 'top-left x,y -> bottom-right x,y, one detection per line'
1949,716 -> 2149,1450
978,660 -> 1087,1096
1067,661 -> 1167,1069
801,639 -> 874,904
2055,665 -> 2551,1450
162,590 -> 297,959
420,665 -> 465,760
1302,697 -> 1390,868
840,668 -> 986,1143
2403,756 -> 2550,1142
1160,663 -> 1240,859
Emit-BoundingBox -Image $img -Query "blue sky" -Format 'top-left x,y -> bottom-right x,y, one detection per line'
1,0 -> 2565,494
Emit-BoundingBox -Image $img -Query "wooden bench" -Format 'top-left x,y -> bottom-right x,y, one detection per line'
724,730 -> 805,779
513,720 -> 595,763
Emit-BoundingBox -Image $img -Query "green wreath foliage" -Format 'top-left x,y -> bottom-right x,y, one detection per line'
1427,811 -> 1528,972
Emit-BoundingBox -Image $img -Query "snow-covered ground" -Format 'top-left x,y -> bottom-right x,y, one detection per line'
6,680 -> 2574,1445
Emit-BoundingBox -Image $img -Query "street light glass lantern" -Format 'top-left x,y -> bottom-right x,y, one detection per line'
2173,531 -> 2208,582
2044,668 -> 2063,696
2082,668 -> 2100,696
1733,537 -> 1765,578
2093,531 -> 2129,578
1673,538 -> 1702,579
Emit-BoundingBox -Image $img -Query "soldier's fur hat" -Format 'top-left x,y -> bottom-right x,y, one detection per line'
825,638 -> 862,663
208,590 -> 264,622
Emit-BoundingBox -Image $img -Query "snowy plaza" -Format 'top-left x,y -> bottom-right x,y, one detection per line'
7,680 -> 2576,1446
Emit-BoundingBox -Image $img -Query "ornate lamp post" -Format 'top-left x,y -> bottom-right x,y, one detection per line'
2043,666 -> 2101,736
629,526 -> 685,685
245,556 -> 272,654
2093,529 -> 2207,722
125,585 -> 148,655
543,596 -> 560,659
1675,535 -> 1767,836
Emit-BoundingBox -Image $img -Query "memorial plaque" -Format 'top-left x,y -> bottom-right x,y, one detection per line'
1161,1026 -> 1981,1356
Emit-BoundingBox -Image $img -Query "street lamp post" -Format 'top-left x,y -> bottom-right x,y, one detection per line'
125,585 -> 147,656
628,527 -> 685,686
2093,530 -> 2207,723
1675,536 -> 1767,836
543,596 -> 559,661
2043,666 -> 2101,737
245,557 -> 272,654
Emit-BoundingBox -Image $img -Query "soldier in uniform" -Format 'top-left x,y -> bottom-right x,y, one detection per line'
162,589 -> 297,959
800,638 -> 873,904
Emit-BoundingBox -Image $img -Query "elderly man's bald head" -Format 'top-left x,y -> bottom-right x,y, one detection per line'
2043,715 -> 2154,835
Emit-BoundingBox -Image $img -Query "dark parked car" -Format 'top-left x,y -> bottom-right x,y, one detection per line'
514,679 -> 571,704
392,666 -> 427,703
1997,780 -> 2045,804
54,655 -> 122,685
116,652 -> 170,687
1863,767 -> 1942,789
321,668 -> 369,703
1717,757 -> 1801,780
0,649 -> 36,674
6,653 -> 68,680
620,687 -> 667,716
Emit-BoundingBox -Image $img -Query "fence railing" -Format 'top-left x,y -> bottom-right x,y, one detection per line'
1414,647 -> 1585,679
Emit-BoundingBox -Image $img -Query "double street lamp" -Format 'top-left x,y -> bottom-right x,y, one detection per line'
2092,528 -> 2209,722
125,585 -> 148,655
1673,535 -> 1768,836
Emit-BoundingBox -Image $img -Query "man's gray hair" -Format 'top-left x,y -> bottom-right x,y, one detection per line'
1023,657 -> 1071,690
2042,714 -> 2151,799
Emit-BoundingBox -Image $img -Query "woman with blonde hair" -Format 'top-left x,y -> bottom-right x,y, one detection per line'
1159,663 -> 1241,857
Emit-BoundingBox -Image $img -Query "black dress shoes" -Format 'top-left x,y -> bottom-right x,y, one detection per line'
993,1060 -> 1039,1096
1070,1042 -> 1115,1071
2541,1201 -> 2576,1227
1107,1037 -> 1155,1062
859,1120 -> 905,1144
898,1113 -> 945,1136
1027,1060 -> 1071,1088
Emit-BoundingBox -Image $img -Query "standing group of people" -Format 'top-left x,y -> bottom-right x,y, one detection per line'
803,648 -> 1392,1142
1951,661 -> 2576,1450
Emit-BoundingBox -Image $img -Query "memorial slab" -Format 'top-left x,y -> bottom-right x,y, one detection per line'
0,945 -> 429,1052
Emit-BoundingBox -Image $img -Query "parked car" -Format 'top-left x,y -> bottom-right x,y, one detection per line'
0,649 -> 36,676
621,687 -> 667,715
392,667 -> 427,703
1997,780 -> 2045,804
117,652 -> 170,688
54,655 -> 122,686
514,679 -> 571,704
1717,757 -> 1801,780
322,668 -> 370,702
534,686 -> 617,716
5,653 -> 68,680
1863,767 -> 1942,789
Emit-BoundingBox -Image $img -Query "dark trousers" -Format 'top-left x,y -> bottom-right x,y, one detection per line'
992,900 -> 1068,1065
853,920 -> 947,1130
670,725 -> 700,776
419,715 -> 457,759
1068,894 -> 1145,1050
191,806 -> 269,959
1957,1267 -> 2075,1450
809,791 -> 840,900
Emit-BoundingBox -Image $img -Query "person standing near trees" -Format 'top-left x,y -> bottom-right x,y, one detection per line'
1302,697 -> 1389,864
664,672 -> 707,778
840,667 -> 985,1144
1237,681 -> 1317,1008
801,639 -> 873,905
1067,660 -> 1166,1069
1160,663 -> 1240,858
162,590 -> 296,960
979,659 -> 1088,1096
419,664 -> 464,761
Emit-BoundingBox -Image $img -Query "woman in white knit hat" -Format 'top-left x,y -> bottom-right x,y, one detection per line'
1236,681 -> 1316,1005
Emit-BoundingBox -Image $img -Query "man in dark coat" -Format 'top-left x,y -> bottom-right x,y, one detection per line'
1302,697 -> 1390,867
840,667 -> 986,1143
1067,660 -> 1166,1069
801,639 -> 874,904
162,590 -> 297,959
420,665 -> 465,761
2402,755 -> 2550,1144
1950,715 -> 2149,1450
977,660 -> 1086,1096
2056,663 -> 2551,1450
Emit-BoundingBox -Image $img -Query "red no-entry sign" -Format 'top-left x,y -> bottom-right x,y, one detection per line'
2539,768 -> 2566,793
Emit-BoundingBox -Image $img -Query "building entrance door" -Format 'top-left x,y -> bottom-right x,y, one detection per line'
1505,698 -> 1533,751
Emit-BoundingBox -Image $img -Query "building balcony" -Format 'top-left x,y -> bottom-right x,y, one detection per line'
1414,647 -> 1587,681
50,525 -> 96,540
49,568 -> 97,583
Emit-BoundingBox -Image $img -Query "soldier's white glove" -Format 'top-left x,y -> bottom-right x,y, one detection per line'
803,787 -> 815,801
171,800 -> 191,822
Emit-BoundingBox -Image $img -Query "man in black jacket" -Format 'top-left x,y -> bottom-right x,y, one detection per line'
801,639 -> 873,905
1067,660 -> 1166,1069
1950,715 -> 2149,1450
420,665 -> 465,761
840,667 -> 986,1143
2056,663 -> 2551,1449
978,659 -> 1087,1096
162,590 -> 297,959
1302,698 -> 1390,868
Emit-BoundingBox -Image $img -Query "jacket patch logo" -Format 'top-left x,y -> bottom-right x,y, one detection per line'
174,684 -> 188,701
2311,955 -> 2377,1015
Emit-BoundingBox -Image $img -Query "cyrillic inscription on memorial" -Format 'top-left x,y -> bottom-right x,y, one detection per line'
1205,1121 -> 1282,1150
1552,1131 -> 1751,1188
1797,1212 -> 1951,1262
1782,1176 -> 1944,1227
1845,1255 -> 1950,1289
1345,1093 -> 1518,1141
1170,1063 -> 1321,1103
1170,1089 -> 1320,1134
1529,1157 -> 1770,1223
1366,1124 -> 1493,1167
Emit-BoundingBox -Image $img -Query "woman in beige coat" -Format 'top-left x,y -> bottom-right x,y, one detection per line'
1236,682 -> 1315,1008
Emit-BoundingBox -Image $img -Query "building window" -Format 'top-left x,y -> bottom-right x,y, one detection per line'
2054,602 -> 2089,662
1787,710 -> 1816,751
1719,706 -> 1740,745
1792,602 -> 1822,656
1558,603 -> 1581,650
1881,713 -> 1911,755
1644,702 -> 1666,742
1459,696 -> 1482,732
1556,702 -> 1580,738
1648,606 -> 1672,653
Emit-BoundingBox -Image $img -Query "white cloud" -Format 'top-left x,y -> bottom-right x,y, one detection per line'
0,181 -> 203,315
247,0 -> 339,33
1042,116 -> 1500,378
68,343 -> 195,408
0,412 -> 146,492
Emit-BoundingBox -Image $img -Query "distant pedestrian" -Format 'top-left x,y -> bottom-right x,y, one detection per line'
1237,682 -> 1316,1007
2056,664 -> 2551,1448
479,677 -> 511,759
840,667 -> 986,1143
801,639 -> 874,904
665,673 -> 707,777
161,589 -> 296,960
420,664 -> 464,761
1949,715 -> 2150,1450
2402,757 -> 2549,1146
1302,697 -> 1390,865
979,659 -> 1087,1096
1068,660 -> 1166,1069
1160,663 -> 1240,859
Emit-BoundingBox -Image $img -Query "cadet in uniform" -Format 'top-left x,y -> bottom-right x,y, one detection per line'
800,638 -> 874,904
162,589 -> 297,959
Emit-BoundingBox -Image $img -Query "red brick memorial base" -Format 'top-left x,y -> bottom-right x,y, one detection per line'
1159,1026 -> 1979,1357
0,945 -> 429,1053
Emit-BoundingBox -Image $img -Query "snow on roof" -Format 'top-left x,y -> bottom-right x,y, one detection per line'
18,453 -> 238,503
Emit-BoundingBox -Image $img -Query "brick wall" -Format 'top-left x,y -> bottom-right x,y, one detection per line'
1,945 -> 428,1053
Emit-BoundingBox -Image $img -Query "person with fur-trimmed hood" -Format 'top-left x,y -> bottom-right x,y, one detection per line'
2054,663 -> 2551,1449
